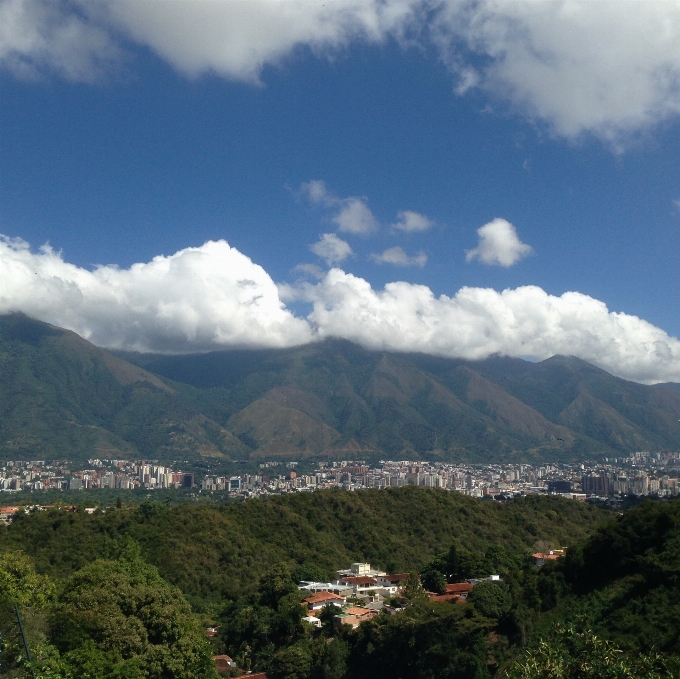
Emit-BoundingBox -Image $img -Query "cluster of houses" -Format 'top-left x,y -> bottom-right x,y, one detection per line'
207,555 -> 567,674
297,562 -> 500,630
208,561 -> 502,675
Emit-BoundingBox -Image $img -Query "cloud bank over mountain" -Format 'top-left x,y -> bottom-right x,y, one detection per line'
2,235 -> 679,385
0,236 -> 313,353
3,0 -> 680,142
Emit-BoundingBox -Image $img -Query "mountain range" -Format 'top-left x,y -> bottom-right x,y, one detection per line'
1,312 -> 679,463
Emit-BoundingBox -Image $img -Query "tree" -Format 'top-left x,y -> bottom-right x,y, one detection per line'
504,626 -> 676,679
467,581 -> 512,620
0,551 -> 55,676
0,550 -> 55,608
270,641 -> 313,679
400,572 -> 428,605
420,567 -> 446,595
48,557 -> 217,679
259,563 -> 297,609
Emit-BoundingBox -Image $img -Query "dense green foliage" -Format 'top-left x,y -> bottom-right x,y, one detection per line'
3,313 -> 680,462
0,489 -> 605,603
1,489 -> 679,678
558,497 -> 680,655
0,313 -> 246,461
504,626 -> 674,679
48,557 -> 216,679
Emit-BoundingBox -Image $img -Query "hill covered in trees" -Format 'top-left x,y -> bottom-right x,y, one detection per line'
2,312 -> 680,463
1,488 -> 678,678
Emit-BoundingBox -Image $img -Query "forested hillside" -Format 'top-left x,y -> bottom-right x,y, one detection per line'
3,312 -> 680,463
1,489 -> 678,678
0,313 -> 249,461
0,488 -> 604,603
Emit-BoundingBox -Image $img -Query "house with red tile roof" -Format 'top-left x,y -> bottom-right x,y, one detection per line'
375,573 -> 409,593
0,506 -> 20,525
333,606 -> 378,630
445,582 -> 474,599
532,551 -> 561,567
303,590 -> 346,611
213,655 -> 236,671
336,575 -> 379,594
428,592 -> 465,603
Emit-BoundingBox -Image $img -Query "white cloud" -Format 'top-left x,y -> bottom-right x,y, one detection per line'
295,269 -> 680,385
2,235 -> 680,384
299,179 -> 333,206
293,263 -> 326,280
3,1 -> 680,141
300,180 -> 378,235
370,246 -> 426,267
392,210 -> 433,233
309,233 -> 353,265
465,218 -> 533,267
0,0 -> 122,82
332,197 -> 378,234
433,0 -> 680,144
0,235 -> 312,352
101,0 -> 418,84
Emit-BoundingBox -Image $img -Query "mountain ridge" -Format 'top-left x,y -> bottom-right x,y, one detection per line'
2,313 -> 679,462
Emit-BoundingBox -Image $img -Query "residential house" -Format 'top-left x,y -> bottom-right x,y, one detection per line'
445,582 -> 474,599
333,606 -> 378,630
375,573 -> 409,594
302,615 -> 322,628
532,551 -> 562,567
303,591 -> 346,612
336,575 -> 379,594
212,655 -> 237,671
0,506 -> 19,525
336,562 -> 386,578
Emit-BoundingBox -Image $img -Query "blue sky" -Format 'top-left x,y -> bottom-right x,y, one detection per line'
1,1 -> 680,384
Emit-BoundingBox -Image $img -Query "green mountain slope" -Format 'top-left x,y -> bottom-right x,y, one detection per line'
131,340 -> 680,459
451,354 -> 680,453
2,313 -> 680,462
0,313 -> 248,461
536,497 -> 680,658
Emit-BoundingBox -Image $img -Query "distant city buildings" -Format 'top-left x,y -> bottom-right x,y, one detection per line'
1,450 -> 679,500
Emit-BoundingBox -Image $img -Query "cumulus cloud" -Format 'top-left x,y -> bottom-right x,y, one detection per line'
392,210 -> 433,233
0,235 -> 312,352
310,233 -> 353,265
299,179 -> 333,206
293,263 -> 326,280
101,0 -> 418,84
300,180 -> 378,235
466,218 -> 533,267
332,197 -> 378,234
433,0 -> 680,143
2,235 -> 680,384
370,246 -> 427,267
0,0 -> 122,81
294,269 -> 680,384
3,1 -> 680,141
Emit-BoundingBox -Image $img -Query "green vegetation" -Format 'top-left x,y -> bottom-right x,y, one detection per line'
0,488 -> 605,603
3,313 -> 680,463
0,313 -> 246,462
1,488 -> 678,678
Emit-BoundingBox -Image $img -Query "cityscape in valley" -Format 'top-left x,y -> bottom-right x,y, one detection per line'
2,451 -> 679,500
